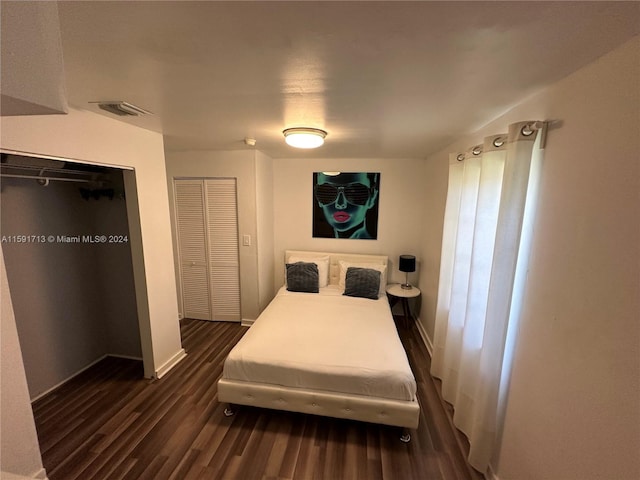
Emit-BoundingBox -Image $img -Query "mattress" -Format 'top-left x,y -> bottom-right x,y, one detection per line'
222,286 -> 417,402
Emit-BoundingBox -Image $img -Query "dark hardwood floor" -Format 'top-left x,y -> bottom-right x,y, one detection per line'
32,317 -> 485,480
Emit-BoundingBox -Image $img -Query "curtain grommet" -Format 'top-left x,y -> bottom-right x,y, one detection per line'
521,124 -> 535,137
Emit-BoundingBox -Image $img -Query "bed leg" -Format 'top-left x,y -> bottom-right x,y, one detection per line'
223,404 -> 236,417
399,428 -> 411,443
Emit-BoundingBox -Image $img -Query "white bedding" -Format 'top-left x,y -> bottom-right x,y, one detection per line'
223,286 -> 417,402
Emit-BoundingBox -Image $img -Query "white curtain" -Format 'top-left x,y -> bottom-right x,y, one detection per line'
431,121 -> 544,472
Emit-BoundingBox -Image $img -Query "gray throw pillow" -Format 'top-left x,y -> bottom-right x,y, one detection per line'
286,262 -> 319,293
343,267 -> 380,300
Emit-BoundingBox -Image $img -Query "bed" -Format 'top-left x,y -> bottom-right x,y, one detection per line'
218,251 -> 420,441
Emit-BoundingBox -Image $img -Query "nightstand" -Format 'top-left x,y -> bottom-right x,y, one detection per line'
386,283 -> 421,328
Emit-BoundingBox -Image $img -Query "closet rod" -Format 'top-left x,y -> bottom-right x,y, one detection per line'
0,173 -> 92,183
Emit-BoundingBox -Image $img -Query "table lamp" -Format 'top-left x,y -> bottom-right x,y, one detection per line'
399,255 -> 416,289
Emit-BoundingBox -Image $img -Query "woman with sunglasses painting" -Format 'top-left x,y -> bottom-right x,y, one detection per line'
313,172 -> 380,239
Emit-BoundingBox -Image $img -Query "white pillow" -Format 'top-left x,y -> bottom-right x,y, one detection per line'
288,255 -> 330,287
338,260 -> 387,297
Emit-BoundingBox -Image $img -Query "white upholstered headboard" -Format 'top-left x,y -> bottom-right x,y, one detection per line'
285,250 -> 388,286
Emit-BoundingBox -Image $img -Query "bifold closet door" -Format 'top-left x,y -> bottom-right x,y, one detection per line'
174,178 -> 240,322
205,179 -> 241,321
175,180 -> 210,320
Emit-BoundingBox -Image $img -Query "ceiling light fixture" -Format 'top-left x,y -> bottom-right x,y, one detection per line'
283,127 -> 327,149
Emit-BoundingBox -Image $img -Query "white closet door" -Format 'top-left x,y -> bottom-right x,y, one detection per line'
205,179 -> 241,321
175,180 -> 210,320
174,178 -> 241,322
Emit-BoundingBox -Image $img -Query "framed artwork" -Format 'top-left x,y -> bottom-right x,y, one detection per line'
312,172 -> 380,239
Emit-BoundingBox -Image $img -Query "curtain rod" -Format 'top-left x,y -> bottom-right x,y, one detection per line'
457,120 -> 550,161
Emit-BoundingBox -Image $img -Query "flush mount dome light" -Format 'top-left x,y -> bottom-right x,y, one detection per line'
283,127 -> 327,149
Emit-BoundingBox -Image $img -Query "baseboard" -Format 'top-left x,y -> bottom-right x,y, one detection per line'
155,348 -> 187,379
415,317 -> 434,357
486,464 -> 499,480
0,468 -> 48,480
108,353 -> 143,361
33,468 -> 48,480
241,318 -> 255,327
30,354 -> 110,402
1,469 -> 48,480
30,353 -> 145,402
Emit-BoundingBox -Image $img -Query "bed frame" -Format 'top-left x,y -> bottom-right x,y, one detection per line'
217,250 -> 420,441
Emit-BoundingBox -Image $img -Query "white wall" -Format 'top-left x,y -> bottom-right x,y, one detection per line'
1,248 -> 46,479
420,36 -> 640,479
418,156 -> 449,341
255,150 -> 275,312
0,108 -> 184,380
165,150 -> 264,321
272,158 -> 426,291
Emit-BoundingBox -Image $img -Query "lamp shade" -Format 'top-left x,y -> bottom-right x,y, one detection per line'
399,255 -> 416,273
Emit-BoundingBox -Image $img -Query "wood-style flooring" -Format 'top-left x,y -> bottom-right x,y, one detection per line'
32,317 -> 485,480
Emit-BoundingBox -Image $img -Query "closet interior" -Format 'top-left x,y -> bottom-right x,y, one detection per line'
0,153 -> 141,400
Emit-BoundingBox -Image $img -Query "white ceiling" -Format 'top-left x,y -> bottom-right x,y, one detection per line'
56,1 -> 639,159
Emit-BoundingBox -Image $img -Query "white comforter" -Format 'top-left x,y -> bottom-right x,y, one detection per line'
223,286 -> 417,402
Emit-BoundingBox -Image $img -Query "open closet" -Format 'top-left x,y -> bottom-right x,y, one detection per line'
0,153 -> 141,400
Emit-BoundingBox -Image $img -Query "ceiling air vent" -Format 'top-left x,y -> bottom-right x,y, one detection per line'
92,101 -> 152,117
